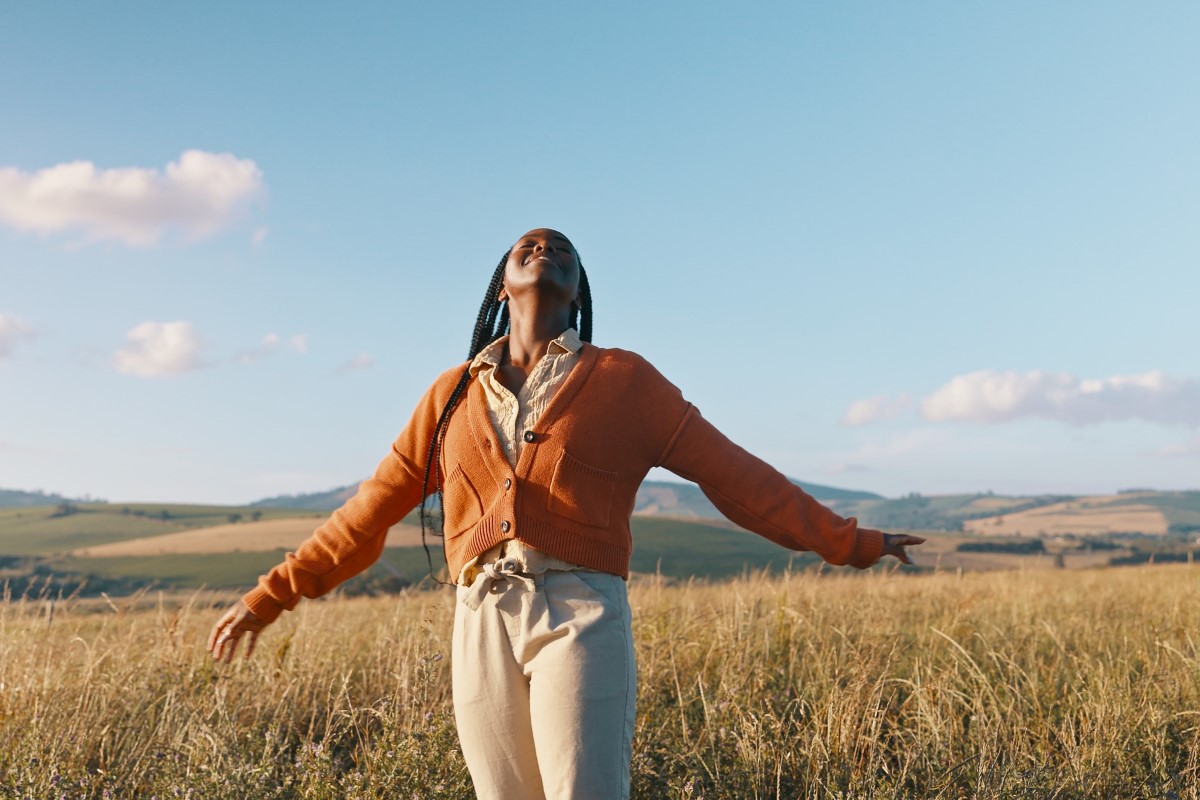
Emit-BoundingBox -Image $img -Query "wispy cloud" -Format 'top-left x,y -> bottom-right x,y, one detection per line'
251,226 -> 268,246
336,352 -> 374,373
826,462 -> 873,475
921,369 -> 1200,427
113,321 -> 204,377
0,312 -> 33,358
0,150 -> 264,247
847,369 -> 1200,429
838,427 -> 952,462
1154,437 -> 1200,458
841,393 -> 911,427
235,332 -> 308,364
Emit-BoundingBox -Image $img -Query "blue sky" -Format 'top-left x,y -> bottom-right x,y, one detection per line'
2,2 -> 1197,504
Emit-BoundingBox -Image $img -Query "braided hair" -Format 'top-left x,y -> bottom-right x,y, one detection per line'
418,247 -> 593,582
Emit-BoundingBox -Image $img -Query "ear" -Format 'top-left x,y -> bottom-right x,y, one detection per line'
570,295 -> 581,311
498,285 -> 509,303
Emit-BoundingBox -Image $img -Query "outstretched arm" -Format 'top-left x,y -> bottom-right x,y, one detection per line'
658,406 -> 922,568
205,364 -> 468,663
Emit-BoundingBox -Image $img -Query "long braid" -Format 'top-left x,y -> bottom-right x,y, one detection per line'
418,243 -> 592,584
571,263 -> 593,343
418,252 -> 512,582
469,251 -> 512,359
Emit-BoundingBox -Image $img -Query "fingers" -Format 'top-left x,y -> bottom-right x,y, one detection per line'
244,629 -> 260,660
212,624 -> 239,663
207,607 -> 237,654
207,603 -> 266,663
881,531 -> 924,566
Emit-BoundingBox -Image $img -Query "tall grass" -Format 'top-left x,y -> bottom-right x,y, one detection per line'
2,566 -> 1198,798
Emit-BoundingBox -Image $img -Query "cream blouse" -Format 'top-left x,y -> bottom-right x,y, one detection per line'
457,327 -> 590,585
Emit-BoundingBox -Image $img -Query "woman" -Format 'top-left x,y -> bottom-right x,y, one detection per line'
208,228 -> 924,799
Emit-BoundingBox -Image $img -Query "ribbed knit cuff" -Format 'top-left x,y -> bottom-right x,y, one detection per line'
847,526 -> 885,569
242,586 -> 286,625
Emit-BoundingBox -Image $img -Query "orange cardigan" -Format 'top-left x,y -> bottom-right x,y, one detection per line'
242,344 -> 883,623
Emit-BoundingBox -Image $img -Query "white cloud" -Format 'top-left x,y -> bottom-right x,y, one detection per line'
113,321 -> 204,377
235,332 -> 309,364
921,369 -> 1200,427
0,312 -> 33,357
0,150 -> 264,247
252,226 -> 268,246
841,393 -> 911,427
337,352 -> 374,373
235,333 -> 281,364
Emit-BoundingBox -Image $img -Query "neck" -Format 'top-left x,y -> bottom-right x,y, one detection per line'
504,301 -> 572,373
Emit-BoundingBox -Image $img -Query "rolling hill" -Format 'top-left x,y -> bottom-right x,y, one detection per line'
251,478 -> 885,518
3,485 -> 1197,598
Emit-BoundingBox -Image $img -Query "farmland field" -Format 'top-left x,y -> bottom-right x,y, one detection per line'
70,518 -> 427,557
961,495 -> 1169,537
2,566 -> 1198,798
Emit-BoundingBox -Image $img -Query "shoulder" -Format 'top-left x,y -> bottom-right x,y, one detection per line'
415,361 -> 472,411
431,360 -> 472,389
585,344 -> 682,394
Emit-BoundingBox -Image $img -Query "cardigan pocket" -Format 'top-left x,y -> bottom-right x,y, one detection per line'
548,450 -> 617,528
442,463 -> 483,535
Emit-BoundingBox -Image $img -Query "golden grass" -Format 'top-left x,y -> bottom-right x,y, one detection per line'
962,496 -> 1168,537
2,566 -> 1198,798
70,520 -> 426,557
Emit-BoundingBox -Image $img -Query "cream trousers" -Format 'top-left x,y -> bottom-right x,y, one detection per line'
452,565 -> 636,800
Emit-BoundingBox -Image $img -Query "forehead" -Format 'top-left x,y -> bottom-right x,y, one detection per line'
515,228 -> 574,247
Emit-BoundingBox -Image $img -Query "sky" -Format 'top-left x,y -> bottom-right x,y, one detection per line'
2,2 -> 1198,505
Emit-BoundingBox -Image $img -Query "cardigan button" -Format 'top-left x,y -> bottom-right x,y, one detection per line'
503,478 -> 512,490
500,520 -> 511,533
523,430 -> 536,443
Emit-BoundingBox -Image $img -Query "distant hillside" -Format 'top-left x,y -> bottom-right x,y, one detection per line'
250,484 -> 359,510
0,488 -> 74,508
251,478 -> 884,515
5,491 -> 1197,596
830,493 -> 1080,532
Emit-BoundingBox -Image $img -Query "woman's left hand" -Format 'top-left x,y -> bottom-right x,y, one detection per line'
881,532 -> 925,565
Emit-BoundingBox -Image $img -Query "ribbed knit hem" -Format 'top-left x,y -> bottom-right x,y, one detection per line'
447,518 -> 631,583
847,526 -> 885,569
242,586 -> 286,624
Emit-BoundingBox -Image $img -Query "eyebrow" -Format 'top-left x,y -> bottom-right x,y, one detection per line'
518,235 -> 573,247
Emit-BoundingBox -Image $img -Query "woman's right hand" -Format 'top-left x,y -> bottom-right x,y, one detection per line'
207,601 -> 268,663
881,531 -> 925,564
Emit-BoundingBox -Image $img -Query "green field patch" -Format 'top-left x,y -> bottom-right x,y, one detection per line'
629,516 -> 822,578
0,503 -> 329,556
52,550 -> 295,589
48,544 -> 448,594
1124,491 -> 1200,532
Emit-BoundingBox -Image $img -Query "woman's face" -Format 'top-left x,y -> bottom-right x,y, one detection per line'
500,228 -> 581,307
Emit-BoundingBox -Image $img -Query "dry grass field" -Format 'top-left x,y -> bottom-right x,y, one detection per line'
905,536 -> 1119,572
2,566 -> 1198,798
961,495 -> 1169,537
70,519 -> 426,557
